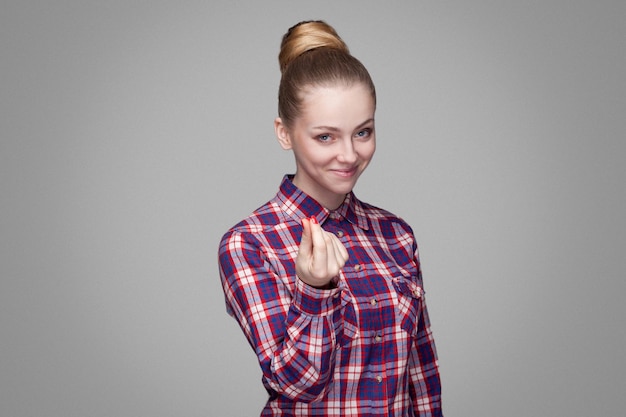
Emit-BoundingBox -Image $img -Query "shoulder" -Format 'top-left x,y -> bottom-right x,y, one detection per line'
356,199 -> 422,273
353,198 -> 419,260
226,199 -> 285,234
359,199 -> 414,234
219,197 -> 295,255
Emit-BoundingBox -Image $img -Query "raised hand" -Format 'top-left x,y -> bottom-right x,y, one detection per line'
296,217 -> 349,288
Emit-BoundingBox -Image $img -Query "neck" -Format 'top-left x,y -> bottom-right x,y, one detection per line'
292,176 -> 345,210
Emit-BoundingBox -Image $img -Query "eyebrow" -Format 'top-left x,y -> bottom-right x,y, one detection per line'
311,118 -> 375,132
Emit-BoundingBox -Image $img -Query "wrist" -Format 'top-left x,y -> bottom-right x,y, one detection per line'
293,275 -> 343,316
298,275 -> 339,290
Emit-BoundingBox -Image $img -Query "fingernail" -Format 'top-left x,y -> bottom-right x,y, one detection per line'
310,216 -> 317,224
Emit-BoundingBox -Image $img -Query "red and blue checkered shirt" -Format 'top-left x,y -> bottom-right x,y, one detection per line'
219,176 -> 442,416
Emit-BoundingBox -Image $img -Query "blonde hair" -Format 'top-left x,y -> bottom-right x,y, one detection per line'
278,20 -> 376,127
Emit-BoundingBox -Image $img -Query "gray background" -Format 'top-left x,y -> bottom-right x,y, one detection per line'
2,1 -> 624,416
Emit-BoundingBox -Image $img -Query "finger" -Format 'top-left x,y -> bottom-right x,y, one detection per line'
298,217 -> 312,256
309,217 -> 328,262
327,233 -> 348,271
320,232 -> 345,276
330,233 -> 349,265
322,232 -> 338,275
310,217 -> 335,280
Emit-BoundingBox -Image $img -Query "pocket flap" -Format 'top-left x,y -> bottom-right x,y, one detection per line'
392,277 -> 423,299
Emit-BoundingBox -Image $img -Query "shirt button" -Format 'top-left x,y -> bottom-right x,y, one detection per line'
376,375 -> 383,383
375,334 -> 382,343
370,298 -> 377,306
336,230 -> 344,238
354,264 -> 362,272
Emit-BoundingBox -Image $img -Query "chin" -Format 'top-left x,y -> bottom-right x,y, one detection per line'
331,182 -> 358,195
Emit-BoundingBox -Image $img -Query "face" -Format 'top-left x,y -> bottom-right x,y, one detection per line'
275,83 -> 376,210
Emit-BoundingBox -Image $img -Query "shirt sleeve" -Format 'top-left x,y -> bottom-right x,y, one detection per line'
409,248 -> 443,416
218,229 -> 346,402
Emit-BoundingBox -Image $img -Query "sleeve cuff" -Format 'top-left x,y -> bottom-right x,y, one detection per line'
293,276 -> 344,316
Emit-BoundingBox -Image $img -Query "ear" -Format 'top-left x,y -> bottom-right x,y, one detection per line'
274,117 -> 293,150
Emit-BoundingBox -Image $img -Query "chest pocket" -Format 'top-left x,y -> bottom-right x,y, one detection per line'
392,277 -> 423,337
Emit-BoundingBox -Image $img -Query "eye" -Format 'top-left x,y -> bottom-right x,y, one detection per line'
316,134 -> 332,143
355,128 -> 372,139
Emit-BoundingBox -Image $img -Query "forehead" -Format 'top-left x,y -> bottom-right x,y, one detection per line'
298,83 -> 375,127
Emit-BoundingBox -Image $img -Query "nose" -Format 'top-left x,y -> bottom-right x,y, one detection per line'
337,139 -> 358,164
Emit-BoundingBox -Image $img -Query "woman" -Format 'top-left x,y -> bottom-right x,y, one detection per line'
219,20 -> 442,416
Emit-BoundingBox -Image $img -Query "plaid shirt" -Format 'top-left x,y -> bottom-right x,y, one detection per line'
219,176 -> 442,416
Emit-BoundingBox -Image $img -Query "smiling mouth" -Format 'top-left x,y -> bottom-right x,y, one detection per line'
331,167 -> 358,178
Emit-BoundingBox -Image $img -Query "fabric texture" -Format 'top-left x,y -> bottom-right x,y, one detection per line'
219,176 -> 442,416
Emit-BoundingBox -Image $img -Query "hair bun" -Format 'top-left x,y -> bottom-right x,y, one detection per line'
278,20 -> 349,73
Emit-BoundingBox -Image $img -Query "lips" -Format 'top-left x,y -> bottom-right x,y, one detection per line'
330,167 -> 358,178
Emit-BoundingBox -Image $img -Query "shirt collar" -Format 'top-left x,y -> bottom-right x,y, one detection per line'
275,175 -> 370,230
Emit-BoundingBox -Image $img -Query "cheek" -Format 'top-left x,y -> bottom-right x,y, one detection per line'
360,140 -> 376,161
295,144 -> 329,166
